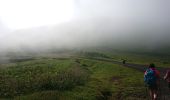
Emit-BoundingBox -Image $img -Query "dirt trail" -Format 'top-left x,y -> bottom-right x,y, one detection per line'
89,57 -> 170,100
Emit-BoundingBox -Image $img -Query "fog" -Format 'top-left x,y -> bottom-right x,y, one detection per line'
0,0 -> 170,56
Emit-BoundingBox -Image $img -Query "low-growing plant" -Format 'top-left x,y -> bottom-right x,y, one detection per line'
0,62 -> 89,98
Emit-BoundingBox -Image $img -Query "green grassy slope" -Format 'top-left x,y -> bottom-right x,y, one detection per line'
0,58 -> 147,100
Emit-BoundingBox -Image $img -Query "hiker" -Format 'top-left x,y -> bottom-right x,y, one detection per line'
144,63 -> 160,100
164,69 -> 170,90
122,59 -> 126,64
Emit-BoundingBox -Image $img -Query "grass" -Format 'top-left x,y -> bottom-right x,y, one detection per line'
110,53 -> 170,68
79,51 -> 170,68
0,57 -> 147,100
0,58 -> 88,98
77,59 -> 147,100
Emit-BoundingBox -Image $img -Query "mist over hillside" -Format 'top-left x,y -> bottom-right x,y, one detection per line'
1,18 -> 170,54
0,0 -> 170,55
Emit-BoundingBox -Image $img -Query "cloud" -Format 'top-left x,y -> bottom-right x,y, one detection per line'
0,0 -> 170,54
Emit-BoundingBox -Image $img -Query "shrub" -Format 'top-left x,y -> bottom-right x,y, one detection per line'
0,65 -> 89,98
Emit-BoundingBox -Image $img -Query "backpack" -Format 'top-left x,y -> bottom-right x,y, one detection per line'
144,68 -> 157,85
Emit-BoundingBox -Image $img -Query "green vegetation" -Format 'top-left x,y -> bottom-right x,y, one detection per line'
80,50 -> 170,67
0,57 -> 147,100
109,52 -> 170,67
79,52 -> 111,59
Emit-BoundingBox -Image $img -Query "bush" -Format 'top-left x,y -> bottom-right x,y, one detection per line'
0,65 -> 89,98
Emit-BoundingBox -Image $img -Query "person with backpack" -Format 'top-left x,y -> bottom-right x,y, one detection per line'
164,69 -> 170,90
122,59 -> 126,64
144,63 -> 160,100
